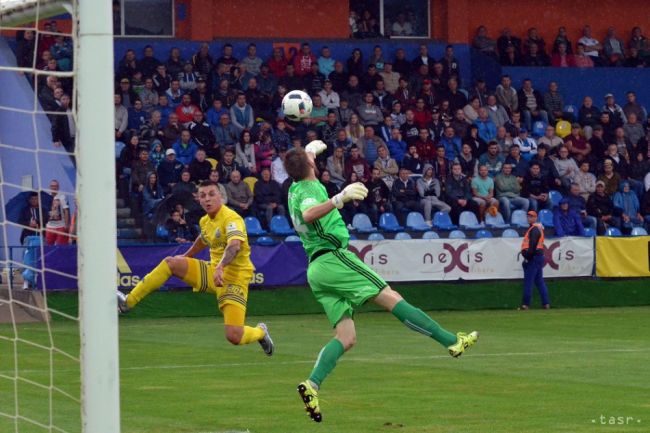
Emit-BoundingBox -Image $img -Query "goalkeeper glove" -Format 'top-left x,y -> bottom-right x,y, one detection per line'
331,182 -> 368,209
305,140 -> 328,156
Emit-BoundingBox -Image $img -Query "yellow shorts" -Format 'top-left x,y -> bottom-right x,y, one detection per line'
184,258 -> 252,312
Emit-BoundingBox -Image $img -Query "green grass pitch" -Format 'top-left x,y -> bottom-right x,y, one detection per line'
1,306 -> 649,432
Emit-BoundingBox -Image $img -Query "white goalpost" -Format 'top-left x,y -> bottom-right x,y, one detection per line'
0,0 -> 121,432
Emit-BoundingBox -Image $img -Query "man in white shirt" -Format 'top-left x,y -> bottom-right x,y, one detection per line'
318,80 -> 340,109
45,179 -> 70,245
271,147 -> 289,185
578,25 -> 603,66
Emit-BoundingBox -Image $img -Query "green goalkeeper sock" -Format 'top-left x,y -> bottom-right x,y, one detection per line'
308,338 -> 345,388
391,300 -> 457,347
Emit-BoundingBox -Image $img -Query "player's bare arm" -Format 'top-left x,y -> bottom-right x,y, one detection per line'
214,239 -> 241,286
182,236 -> 208,259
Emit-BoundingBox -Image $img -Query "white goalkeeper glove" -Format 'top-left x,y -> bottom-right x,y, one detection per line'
305,140 -> 327,156
331,182 -> 368,209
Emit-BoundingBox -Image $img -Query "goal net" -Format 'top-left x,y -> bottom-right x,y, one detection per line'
0,1 -> 119,432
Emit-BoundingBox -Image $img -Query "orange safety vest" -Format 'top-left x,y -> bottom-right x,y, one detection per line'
521,223 -> 545,252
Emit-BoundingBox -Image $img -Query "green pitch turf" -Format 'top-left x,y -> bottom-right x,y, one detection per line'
2,307 -> 649,433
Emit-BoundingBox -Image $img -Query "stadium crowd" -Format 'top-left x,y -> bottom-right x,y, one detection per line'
16,24 -> 650,242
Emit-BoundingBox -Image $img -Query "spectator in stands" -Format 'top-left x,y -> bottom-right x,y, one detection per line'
166,79 -> 183,107
505,144 -> 528,178
254,133 -> 275,173
474,107 -> 497,143
161,112 -> 182,149
465,124 -> 487,157
417,164 -> 451,225
469,79 -> 489,107
360,126 -> 386,164
51,93 -> 75,156
186,111 -> 214,151
456,142 -> 478,178
206,99 -> 228,132
603,27 -> 626,66
567,182 -> 598,229
579,96 -> 601,137
495,126 -> 513,155
578,25 -> 604,66
230,92 -> 255,134
318,80 -> 340,110
235,129 -> 256,175
446,162 -> 480,224
172,129 -> 198,167
139,110 -> 164,148
471,165 -> 499,221
127,99 -> 150,132
625,47 -> 646,67
319,170 -> 340,199
478,141 -> 504,177
19,192 -> 44,244
164,210 -> 193,243
501,46 -> 521,66
603,94 -> 626,127
271,146 -> 289,185
179,61 -> 199,93
226,170 -> 253,217
164,47 -> 184,79
613,181 -> 643,232
365,167 -> 392,224
190,43 -> 212,78
171,170 -> 197,195
379,62 -> 399,94
444,78 -> 468,112
345,145 -> 371,182
473,26 -> 497,58
531,144 -> 562,189
328,61 -> 348,93
154,95 -> 173,127
157,148 -> 183,193
451,109 -> 469,139
437,126 -> 460,162
326,146 -> 346,188
188,148 -> 212,183
485,95 -> 509,128
554,145 -> 580,191
152,64 -> 171,95
518,79 -> 548,132
293,42 -> 317,76
524,27 -> 546,56
414,128 -> 435,164
575,161 -> 597,201
190,78 -> 212,113
373,144 -> 398,188
402,143 -> 423,174
344,113 -> 365,147
587,180 -> 621,234
139,78 -> 159,112
513,128 -> 538,161
114,93 -> 129,144
623,91 -> 647,121
494,163 -> 528,222
391,167 -> 421,224
537,125 -> 563,154
175,94 -> 200,126
254,167 -> 285,227
553,198 -> 585,236
213,113 -> 238,152
44,180 -> 70,246
522,42 -> 550,67
142,172 -> 164,217
543,82 -> 567,125
551,43 -> 575,67
138,45 -> 161,79
522,162 -> 552,211
149,141 -> 165,169
16,30 -> 35,70
463,96 -> 480,124
496,75 -> 518,114
217,148 -> 243,182
574,43 -> 595,68
599,158 -> 621,197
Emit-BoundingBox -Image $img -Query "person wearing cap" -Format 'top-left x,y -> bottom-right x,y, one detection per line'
613,181 -> 643,233
602,94 -> 626,127
587,180 -> 621,234
553,197 -> 585,236
512,127 -> 537,161
190,77 -> 212,113
118,77 -> 138,109
157,148 -> 184,193
519,210 -> 550,310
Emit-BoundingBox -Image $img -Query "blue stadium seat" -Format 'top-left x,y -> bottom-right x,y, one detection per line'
475,229 -> 493,239
631,227 -> 648,236
459,211 -> 483,230
284,235 -> 301,242
270,215 -> 295,235
511,210 -> 529,228
368,232 -> 385,241
501,228 -> 520,238
245,216 -> 266,236
549,190 -> 563,208
583,227 -> 596,237
406,212 -> 430,231
433,211 -> 457,230
348,234 -> 357,240
156,224 -> 169,241
394,232 -> 412,240
422,231 -> 440,239
449,230 -> 466,239
352,213 -> 377,233
605,227 -> 622,237
532,121 -> 547,137
256,236 -> 278,246
379,212 -> 404,232
538,209 -> 554,227
563,104 -> 577,114
485,211 -> 510,229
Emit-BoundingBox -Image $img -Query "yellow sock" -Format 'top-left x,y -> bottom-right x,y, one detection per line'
238,326 -> 266,345
127,260 -> 172,308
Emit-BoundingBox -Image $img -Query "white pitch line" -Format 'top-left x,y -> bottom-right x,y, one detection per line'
2,348 -> 648,376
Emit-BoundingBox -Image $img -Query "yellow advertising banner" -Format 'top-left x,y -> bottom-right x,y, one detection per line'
596,236 -> 650,277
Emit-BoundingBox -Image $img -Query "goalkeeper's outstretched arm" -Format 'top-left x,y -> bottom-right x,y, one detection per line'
182,236 -> 208,258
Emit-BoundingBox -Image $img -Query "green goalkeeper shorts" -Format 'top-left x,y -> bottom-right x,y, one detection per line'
307,249 -> 387,327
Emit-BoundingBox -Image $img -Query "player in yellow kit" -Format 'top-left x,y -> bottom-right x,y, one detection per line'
117,180 -> 274,355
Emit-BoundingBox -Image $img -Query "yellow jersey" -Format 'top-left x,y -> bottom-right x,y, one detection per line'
199,205 -> 254,272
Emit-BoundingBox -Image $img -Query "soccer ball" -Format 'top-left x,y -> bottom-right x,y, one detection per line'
282,90 -> 313,121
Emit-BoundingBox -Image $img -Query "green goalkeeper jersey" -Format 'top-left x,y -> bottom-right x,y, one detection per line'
288,179 -> 349,260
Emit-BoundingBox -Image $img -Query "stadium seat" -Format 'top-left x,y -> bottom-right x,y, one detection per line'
563,104 -> 577,114
631,227 -> 648,236
459,211 -> 483,230
422,231 -> 440,239
156,224 -> 169,241
501,228 -> 520,238
532,121 -> 547,137
583,227 -> 596,237
352,213 -> 377,233
256,236 -> 278,246
348,234 -> 357,240
605,227 -> 622,237
549,190 -> 563,208
433,211 -> 457,230
284,235 -> 301,242
485,211 -> 510,229
270,215 -> 295,235
394,232 -> 412,240
475,229 -> 493,239
511,210 -> 529,228
243,176 -> 258,194
244,216 -> 266,236
538,209 -> 554,227
206,157 -> 218,170
449,230 -> 466,239
406,212 -> 430,231
367,232 -> 385,241
379,212 -> 404,232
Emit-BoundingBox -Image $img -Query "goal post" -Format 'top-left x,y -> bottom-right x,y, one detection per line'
76,0 -> 121,432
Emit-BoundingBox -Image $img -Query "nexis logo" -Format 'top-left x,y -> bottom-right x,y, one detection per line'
348,245 -> 388,265
424,243 -> 484,273
517,241 -> 575,269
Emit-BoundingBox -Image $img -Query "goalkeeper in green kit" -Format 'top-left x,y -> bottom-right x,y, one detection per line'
285,140 -> 479,422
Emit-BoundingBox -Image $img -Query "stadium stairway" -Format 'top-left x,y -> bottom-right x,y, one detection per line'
116,197 -> 143,243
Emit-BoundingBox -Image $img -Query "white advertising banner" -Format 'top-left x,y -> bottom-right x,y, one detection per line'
348,237 -> 594,282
